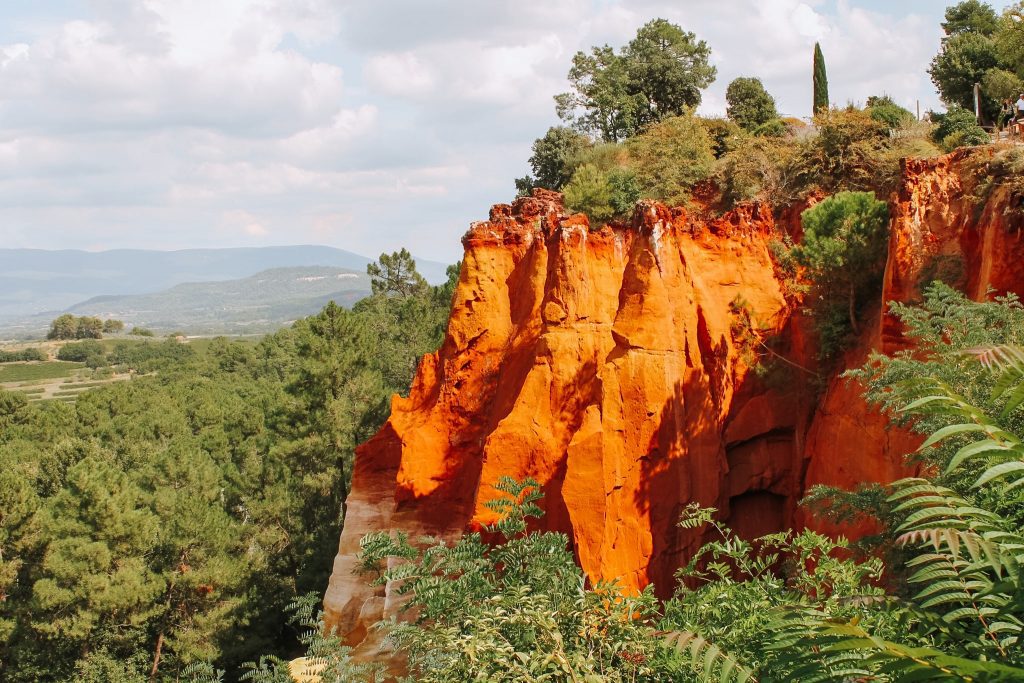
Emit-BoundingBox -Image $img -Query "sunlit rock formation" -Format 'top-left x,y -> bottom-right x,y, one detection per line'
324,149 -> 1023,661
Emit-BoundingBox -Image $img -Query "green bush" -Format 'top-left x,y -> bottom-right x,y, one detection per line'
789,191 -> 890,360
714,136 -> 796,207
572,141 -> 628,172
942,126 -> 990,151
932,105 -> 987,148
787,108 -> 917,196
56,340 -> 104,363
0,348 -> 46,363
357,479 -> 671,682
626,113 -> 714,205
699,116 -> 744,158
752,117 -> 787,137
867,95 -> 914,130
607,167 -> 641,217
563,163 -> 616,223
725,76 -> 779,131
129,327 -> 154,337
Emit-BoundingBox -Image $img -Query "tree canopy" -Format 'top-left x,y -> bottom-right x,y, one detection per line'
725,77 -> 779,131
926,0 -> 1024,122
366,248 -> 429,298
555,18 -> 715,142
520,126 -> 592,191
813,42 -> 829,114
943,0 -> 999,36
787,191 -> 890,359
46,315 -> 106,341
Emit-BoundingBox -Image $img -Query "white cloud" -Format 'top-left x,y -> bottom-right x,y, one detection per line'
0,0 -> 956,262
364,52 -> 436,96
221,209 -> 270,237
0,1 -> 346,136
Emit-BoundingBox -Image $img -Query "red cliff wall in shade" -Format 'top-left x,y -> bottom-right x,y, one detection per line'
323,149 -> 1024,658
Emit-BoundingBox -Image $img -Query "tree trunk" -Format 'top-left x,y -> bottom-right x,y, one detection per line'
149,631 -> 164,682
848,283 -> 859,336
151,572 -> 178,681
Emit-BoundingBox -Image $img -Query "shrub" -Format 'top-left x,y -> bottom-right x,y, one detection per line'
931,105 -> 987,148
357,479 -> 669,682
57,340 -> 104,363
626,113 -> 715,205
563,163 -> 616,223
866,95 -> 915,130
0,348 -> 46,363
942,126 -> 990,151
752,117 -> 787,137
607,167 -> 641,217
572,141 -> 628,172
129,327 -> 154,337
789,191 -> 890,360
699,116 -> 744,158
788,108 -> 906,196
714,136 -> 797,207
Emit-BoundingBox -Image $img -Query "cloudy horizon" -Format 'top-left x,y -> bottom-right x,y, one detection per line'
0,0 -> 1006,263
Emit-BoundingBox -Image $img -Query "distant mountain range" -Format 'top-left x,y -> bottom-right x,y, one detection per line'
0,246 -> 450,338
51,266 -> 370,334
0,245 -> 448,319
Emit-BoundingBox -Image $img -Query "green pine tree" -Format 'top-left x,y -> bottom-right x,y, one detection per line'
813,42 -> 829,114
31,457 -> 164,667
138,444 -> 252,679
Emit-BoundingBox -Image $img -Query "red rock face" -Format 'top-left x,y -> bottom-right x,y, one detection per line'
323,150 -> 1024,658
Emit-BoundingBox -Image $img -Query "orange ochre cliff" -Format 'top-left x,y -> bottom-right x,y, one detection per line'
323,148 -> 1024,658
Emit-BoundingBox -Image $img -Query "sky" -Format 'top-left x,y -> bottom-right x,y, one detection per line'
0,0 -> 1014,262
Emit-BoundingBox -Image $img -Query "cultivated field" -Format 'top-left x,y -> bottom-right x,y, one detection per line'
0,360 -> 131,402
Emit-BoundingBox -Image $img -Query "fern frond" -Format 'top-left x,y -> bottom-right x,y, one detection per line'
770,611 -> 1024,682
662,630 -> 756,682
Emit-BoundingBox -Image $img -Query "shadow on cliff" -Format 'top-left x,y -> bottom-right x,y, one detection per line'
634,332 -> 814,600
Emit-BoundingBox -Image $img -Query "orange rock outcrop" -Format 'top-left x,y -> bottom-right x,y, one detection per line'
323,149 -> 1024,659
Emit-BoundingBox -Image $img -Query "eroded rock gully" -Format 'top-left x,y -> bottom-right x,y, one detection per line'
323,149 -> 1024,659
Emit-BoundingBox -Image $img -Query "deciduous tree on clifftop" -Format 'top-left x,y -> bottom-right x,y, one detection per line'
555,18 -> 716,142
725,76 -> 779,131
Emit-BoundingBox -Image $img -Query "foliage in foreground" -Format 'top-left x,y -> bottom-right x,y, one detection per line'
357,478 -> 670,682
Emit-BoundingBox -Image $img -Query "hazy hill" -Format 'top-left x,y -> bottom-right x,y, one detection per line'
5,266 -> 373,337
0,245 -> 448,320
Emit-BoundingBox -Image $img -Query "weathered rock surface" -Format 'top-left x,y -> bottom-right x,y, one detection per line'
324,150 -> 1024,658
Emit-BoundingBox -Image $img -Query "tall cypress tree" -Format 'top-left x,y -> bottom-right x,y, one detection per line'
813,42 -> 829,114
